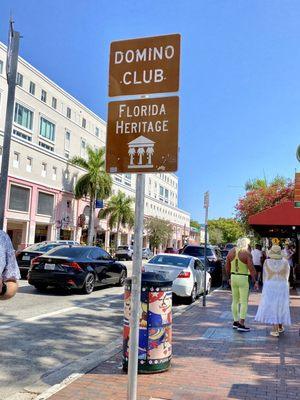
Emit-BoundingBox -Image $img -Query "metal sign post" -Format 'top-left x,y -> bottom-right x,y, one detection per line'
0,20 -> 20,230
127,173 -> 145,400
107,33 -> 181,400
203,191 -> 209,307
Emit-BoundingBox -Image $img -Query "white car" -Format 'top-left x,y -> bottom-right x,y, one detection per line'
143,253 -> 211,303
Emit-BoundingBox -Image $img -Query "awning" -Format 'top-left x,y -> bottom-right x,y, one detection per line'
249,201 -> 300,237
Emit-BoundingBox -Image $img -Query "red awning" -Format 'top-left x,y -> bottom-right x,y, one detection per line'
249,201 -> 300,226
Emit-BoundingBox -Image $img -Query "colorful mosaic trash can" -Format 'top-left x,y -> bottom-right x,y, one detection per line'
123,272 -> 173,373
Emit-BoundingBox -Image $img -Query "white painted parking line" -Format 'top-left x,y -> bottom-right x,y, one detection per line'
0,293 -> 123,330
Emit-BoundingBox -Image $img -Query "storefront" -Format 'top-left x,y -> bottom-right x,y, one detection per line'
249,200 -> 300,280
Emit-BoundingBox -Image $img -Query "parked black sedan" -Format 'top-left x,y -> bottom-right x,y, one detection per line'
28,246 -> 127,294
16,240 -> 79,278
181,245 -> 223,286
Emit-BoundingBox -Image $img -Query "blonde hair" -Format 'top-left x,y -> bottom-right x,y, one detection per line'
236,237 -> 250,252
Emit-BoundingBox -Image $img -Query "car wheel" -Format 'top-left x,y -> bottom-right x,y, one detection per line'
189,284 -> 197,304
206,278 -> 212,294
82,273 -> 95,294
117,270 -> 127,287
34,284 -> 48,292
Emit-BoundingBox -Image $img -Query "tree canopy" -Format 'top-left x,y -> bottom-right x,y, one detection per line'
236,176 -> 294,229
71,147 -> 112,245
98,191 -> 134,247
208,218 -> 245,245
145,217 -> 173,249
190,219 -> 201,230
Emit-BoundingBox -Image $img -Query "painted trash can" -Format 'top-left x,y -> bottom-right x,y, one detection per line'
123,272 -> 173,373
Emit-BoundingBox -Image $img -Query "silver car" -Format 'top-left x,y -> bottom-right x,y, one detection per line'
142,248 -> 153,259
144,253 -> 211,303
115,245 -> 134,260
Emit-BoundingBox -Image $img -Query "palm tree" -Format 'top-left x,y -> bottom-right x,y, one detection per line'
98,191 -> 134,248
71,147 -> 112,245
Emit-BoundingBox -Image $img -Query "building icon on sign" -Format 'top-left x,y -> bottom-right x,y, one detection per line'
128,136 -> 155,169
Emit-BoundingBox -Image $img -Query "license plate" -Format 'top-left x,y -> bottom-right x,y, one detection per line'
44,263 -> 56,270
22,255 -> 30,261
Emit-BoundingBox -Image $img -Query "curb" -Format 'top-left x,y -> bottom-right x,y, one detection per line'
12,287 -> 219,400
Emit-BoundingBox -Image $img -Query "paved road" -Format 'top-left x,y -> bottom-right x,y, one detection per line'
0,261 -> 134,399
0,261 -> 196,399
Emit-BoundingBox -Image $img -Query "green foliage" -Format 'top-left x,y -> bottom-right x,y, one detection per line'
145,217 -> 173,249
236,176 -> 294,231
209,227 -> 223,245
71,147 -> 112,201
190,219 -> 201,230
208,218 -> 245,245
71,147 -> 112,245
98,191 -> 134,231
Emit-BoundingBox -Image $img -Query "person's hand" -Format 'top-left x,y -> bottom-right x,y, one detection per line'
254,281 -> 259,291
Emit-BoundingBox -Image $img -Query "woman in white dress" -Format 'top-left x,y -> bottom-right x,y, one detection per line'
255,245 -> 291,337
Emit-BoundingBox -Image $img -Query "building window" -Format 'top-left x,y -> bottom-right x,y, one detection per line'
0,60 -> 3,74
13,152 -> 19,168
80,138 -> 87,158
65,131 -> 71,151
41,89 -> 47,102
26,157 -> 32,172
13,129 -> 32,142
159,185 -> 164,201
29,81 -> 35,95
165,189 -> 169,203
40,117 -> 55,141
95,127 -> 99,137
52,166 -> 57,181
39,141 -> 54,152
124,174 -> 131,186
14,103 -> 33,131
66,107 -> 71,119
114,174 -> 122,182
65,152 -> 69,159
82,118 -> 86,129
16,72 -> 23,87
41,163 -> 47,177
9,185 -> 30,212
52,97 -> 57,109
37,192 -> 54,216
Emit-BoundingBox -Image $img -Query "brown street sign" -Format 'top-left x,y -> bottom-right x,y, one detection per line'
109,34 -> 180,97
106,96 -> 179,173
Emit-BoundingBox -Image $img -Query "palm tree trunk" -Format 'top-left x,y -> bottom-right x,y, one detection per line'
116,221 -> 121,249
88,195 -> 94,246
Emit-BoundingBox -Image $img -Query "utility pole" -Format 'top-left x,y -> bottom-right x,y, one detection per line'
202,191 -> 209,307
0,19 -> 20,230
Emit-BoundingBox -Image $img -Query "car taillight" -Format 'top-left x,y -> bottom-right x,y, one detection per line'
31,257 -> 41,266
15,250 -> 21,257
141,266 -> 145,272
62,262 -> 82,271
178,271 -> 191,278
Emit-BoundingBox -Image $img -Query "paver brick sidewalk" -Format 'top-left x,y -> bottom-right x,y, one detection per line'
49,289 -> 300,400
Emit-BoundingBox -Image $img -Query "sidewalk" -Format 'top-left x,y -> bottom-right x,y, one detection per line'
48,289 -> 300,400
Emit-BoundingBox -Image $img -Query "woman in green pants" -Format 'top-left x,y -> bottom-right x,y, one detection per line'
225,238 -> 258,332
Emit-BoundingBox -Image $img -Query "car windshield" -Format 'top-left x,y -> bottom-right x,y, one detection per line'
182,247 -> 213,257
149,255 -> 191,267
118,246 -> 129,250
45,247 -> 89,258
25,242 -> 63,252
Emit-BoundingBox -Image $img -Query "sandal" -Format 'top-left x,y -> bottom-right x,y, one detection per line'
270,331 -> 279,337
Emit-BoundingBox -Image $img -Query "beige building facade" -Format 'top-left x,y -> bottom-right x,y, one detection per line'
0,42 -> 190,251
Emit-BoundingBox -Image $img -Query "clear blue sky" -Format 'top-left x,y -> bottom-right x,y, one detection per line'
1,0 -> 299,223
